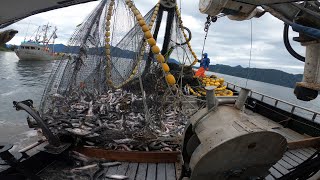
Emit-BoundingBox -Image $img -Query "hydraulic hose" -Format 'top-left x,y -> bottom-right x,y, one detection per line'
176,26 -> 192,46
283,23 -> 305,62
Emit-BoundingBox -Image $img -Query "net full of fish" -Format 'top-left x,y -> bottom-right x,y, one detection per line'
42,88 -> 188,152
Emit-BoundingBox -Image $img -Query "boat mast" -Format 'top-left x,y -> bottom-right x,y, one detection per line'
42,23 -> 50,46
46,26 -> 58,53
34,26 -> 41,43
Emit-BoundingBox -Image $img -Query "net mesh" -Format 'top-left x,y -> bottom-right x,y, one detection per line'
39,0 -> 202,151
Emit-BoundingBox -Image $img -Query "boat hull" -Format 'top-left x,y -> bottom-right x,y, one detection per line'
15,49 -> 55,61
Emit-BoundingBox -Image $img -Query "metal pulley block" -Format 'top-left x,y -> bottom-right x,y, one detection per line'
160,0 -> 177,8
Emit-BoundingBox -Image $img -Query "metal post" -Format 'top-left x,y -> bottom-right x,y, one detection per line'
161,7 -> 175,55
295,42 -> 320,101
235,88 -> 250,110
205,86 -> 217,110
303,43 -> 320,85
142,6 -> 164,78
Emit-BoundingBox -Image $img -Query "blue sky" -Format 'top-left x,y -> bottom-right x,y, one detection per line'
3,0 -> 306,74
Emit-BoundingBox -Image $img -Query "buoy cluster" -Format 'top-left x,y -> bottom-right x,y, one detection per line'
201,77 -> 224,87
187,75 -> 234,97
175,6 -> 198,66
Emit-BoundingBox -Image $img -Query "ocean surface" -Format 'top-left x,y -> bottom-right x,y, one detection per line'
0,51 -> 55,149
0,51 -> 320,149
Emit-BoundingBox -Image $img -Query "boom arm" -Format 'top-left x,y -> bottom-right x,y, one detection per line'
199,0 -> 320,101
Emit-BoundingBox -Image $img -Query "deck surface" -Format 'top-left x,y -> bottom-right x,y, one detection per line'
2,109 -> 320,179
104,162 -> 176,180
246,110 -> 319,179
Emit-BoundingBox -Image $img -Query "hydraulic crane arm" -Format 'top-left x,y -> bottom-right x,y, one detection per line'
199,0 -> 320,101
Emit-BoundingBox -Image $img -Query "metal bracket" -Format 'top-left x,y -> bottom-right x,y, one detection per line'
160,0 -> 176,8
13,100 -> 61,147
42,143 -> 71,155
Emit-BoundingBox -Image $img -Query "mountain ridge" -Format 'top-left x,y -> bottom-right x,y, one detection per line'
7,43 -> 302,88
209,64 -> 303,88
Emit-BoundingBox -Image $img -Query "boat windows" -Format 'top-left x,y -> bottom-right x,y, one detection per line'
31,47 -> 35,50
25,47 -> 30,49
20,46 -> 24,49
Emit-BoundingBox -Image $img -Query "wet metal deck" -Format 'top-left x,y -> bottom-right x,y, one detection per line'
104,162 -> 176,180
247,110 -> 319,179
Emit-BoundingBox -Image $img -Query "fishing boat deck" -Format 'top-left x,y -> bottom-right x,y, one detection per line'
1,109 -> 320,179
36,160 -> 177,180
246,110 -> 319,179
104,162 -> 176,180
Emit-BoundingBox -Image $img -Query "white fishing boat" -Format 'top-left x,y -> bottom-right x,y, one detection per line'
15,24 -> 59,61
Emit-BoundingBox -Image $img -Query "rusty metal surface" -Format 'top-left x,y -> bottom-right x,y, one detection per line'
75,147 -> 180,163
296,82 -> 320,91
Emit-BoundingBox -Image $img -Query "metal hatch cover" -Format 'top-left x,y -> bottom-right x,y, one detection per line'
189,131 -> 287,180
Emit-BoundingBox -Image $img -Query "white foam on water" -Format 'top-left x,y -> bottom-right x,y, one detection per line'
10,129 -> 39,152
23,129 -> 38,138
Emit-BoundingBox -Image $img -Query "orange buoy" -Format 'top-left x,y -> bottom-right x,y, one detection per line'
147,38 -> 156,46
151,45 -> 160,54
144,31 -> 153,39
141,25 -> 149,32
136,14 -> 143,21
162,63 -> 170,72
156,54 -> 165,63
139,19 -> 146,26
166,74 -> 176,85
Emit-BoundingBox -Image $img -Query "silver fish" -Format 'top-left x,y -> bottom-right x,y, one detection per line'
105,175 -> 128,179
66,128 -> 91,136
86,101 -> 94,117
71,164 -> 97,172
51,93 -> 64,99
84,122 -> 95,127
113,138 -> 134,144
117,144 -> 132,151
101,162 -> 121,167
85,133 -> 100,138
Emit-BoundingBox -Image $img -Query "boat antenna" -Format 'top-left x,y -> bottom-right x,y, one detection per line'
24,21 -> 31,42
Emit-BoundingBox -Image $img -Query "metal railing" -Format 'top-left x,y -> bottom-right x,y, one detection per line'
225,82 -> 320,123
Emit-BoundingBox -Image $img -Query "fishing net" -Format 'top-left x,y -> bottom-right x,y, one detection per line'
39,0 -> 203,151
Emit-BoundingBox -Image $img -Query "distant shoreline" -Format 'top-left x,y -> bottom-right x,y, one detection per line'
0,44 -> 15,52
207,64 -> 302,88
